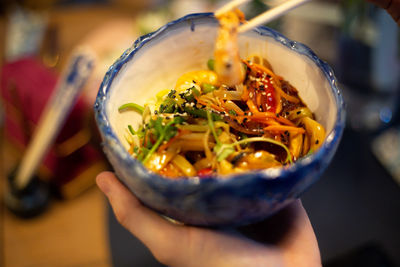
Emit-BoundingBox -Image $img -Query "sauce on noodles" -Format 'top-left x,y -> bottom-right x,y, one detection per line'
118,10 -> 326,178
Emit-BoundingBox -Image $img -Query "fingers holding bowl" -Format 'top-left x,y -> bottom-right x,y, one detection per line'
96,172 -> 188,264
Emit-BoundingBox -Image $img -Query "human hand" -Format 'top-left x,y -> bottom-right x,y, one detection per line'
96,171 -> 322,267
367,0 -> 400,24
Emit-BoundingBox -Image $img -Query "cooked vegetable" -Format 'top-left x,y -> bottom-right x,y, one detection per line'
119,103 -> 145,114
120,56 -> 325,178
119,11 -> 325,178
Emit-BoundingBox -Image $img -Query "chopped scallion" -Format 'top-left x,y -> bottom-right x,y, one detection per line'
207,59 -> 215,70
202,83 -> 217,93
118,103 -> 145,114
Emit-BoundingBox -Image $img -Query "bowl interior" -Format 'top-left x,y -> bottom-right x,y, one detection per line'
105,15 -> 338,153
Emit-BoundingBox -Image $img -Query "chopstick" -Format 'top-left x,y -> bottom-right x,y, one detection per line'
214,0 -> 311,33
239,0 -> 311,33
13,47 -> 95,190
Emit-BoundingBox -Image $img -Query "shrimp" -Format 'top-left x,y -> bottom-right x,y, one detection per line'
214,9 -> 246,87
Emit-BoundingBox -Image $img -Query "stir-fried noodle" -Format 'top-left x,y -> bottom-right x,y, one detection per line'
118,10 -> 325,178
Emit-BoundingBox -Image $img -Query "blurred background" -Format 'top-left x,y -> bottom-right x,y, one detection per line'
0,0 -> 399,266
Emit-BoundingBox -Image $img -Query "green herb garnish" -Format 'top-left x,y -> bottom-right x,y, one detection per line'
127,125 -> 135,135
118,103 -> 145,114
159,98 -> 178,113
228,109 -> 237,116
184,106 -> 222,120
207,110 -> 235,162
202,83 -> 217,93
181,86 -> 200,103
207,59 -> 215,70
141,116 -> 184,164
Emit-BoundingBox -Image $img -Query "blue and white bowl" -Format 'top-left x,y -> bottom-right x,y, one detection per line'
94,13 -> 345,227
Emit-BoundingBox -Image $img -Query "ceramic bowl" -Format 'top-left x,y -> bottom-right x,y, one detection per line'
94,13 -> 345,227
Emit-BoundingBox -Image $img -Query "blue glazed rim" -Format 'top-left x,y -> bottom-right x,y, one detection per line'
94,13 -> 346,192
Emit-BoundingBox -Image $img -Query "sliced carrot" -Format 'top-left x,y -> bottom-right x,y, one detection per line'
264,125 -> 305,134
128,143 -> 134,155
275,116 -> 296,126
250,117 -> 280,125
274,85 -> 300,103
275,91 -> 282,114
237,112 -> 294,126
256,93 -> 262,110
221,100 -> 245,116
246,99 -> 260,114
250,112 -> 277,118
237,113 -> 273,124
250,62 -> 300,104
241,85 -> 249,101
196,97 -> 224,112
251,63 -> 282,87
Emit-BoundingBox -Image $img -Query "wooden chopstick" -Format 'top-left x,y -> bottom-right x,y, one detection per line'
238,0 -> 311,33
214,0 -> 311,33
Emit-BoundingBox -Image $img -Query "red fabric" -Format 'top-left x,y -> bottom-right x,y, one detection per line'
1,57 -> 104,193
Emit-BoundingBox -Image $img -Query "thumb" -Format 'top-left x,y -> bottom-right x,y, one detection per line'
96,171 -> 186,265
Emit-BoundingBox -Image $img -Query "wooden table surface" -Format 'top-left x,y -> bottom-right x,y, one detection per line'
0,4 -> 141,267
